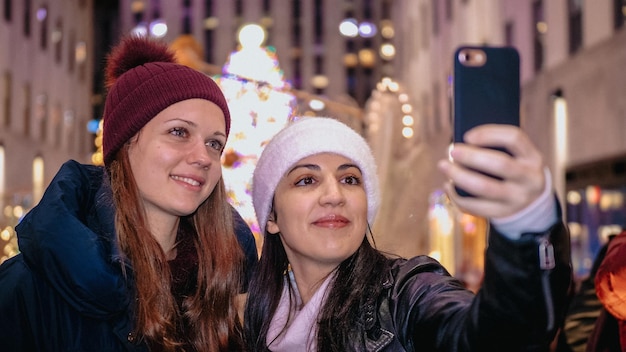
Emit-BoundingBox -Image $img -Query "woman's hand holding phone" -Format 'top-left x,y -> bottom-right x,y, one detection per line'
438,124 -> 546,219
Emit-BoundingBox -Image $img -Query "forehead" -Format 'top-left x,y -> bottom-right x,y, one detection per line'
153,99 -> 225,122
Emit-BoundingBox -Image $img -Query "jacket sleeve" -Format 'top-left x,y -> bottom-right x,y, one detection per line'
471,220 -> 572,350
394,206 -> 572,351
15,160 -> 128,318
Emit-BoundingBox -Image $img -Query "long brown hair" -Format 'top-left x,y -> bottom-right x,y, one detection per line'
109,145 -> 245,351
244,227 -> 388,351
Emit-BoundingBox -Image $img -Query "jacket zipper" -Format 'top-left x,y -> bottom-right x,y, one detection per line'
538,236 -> 555,332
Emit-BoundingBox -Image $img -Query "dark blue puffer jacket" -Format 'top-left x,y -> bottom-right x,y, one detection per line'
0,160 -> 258,351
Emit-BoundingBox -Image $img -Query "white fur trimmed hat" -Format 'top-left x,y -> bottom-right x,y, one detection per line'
252,117 -> 380,233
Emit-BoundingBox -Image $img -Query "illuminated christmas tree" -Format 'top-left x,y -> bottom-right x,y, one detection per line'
216,24 -> 297,239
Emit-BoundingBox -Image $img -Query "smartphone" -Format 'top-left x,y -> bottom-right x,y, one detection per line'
452,45 -> 520,197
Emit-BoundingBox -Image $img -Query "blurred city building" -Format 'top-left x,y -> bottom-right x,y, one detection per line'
112,0 -> 393,108
372,0 -> 626,281
0,0 -> 95,262
0,0 -> 624,284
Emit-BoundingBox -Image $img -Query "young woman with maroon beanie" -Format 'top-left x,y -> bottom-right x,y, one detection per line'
0,36 -> 257,351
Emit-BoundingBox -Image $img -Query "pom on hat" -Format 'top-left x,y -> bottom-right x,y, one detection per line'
104,36 -> 177,89
102,36 -> 231,166
252,117 -> 381,233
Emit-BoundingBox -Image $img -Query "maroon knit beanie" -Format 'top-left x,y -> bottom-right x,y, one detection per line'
102,36 -> 231,166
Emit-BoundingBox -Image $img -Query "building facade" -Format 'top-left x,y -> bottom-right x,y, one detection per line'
0,0 -> 95,254
367,0 -> 626,279
113,0 -> 393,108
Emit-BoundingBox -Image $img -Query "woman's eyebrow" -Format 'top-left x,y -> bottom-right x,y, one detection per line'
287,163 -> 320,175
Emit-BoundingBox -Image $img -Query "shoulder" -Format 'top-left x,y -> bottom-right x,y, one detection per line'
54,159 -> 105,185
18,160 -> 105,228
56,160 -> 106,194
386,256 -> 469,297
380,256 -> 473,348
389,256 -> 453,280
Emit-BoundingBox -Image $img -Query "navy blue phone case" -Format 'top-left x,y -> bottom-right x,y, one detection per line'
453,46 -> 520,197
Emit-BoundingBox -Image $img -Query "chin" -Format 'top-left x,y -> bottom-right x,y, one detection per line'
173,206 -> 202,217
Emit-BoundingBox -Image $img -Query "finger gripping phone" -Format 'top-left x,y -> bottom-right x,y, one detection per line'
452,45 -> 520,197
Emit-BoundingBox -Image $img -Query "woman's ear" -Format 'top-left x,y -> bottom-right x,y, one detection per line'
266,211 -> 280,235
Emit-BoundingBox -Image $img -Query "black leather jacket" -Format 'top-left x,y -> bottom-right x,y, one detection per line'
353,222 -> 571,351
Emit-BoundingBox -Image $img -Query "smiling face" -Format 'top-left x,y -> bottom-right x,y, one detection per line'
267,152 -> 368,280
128,98 -> 226,224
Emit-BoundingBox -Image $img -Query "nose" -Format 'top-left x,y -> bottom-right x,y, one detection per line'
188,140 -> 212,169
319,180 -> 346,207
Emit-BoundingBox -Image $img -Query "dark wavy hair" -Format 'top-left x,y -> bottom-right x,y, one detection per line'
109,145 -> 245,351
244,220 -> 389,351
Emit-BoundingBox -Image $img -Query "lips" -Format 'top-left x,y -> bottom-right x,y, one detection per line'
313,214 -> 349,227
171,175 -> 204,187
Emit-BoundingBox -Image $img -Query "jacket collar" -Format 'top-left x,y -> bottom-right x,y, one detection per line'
358,263 -> 397,351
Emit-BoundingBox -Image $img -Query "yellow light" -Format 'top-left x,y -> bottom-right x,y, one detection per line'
259,16 -> 274,28
402,115 -> 414,126
344,53 -> 358,67
311,75 -> 329,89
203,16 -> 219,30
75,41 -> 87,64
13,206 -> 24,218
358,49 -> 376,67
380,43 -> 396,60
33,156 -> 44,204
1,228 -> 10,241
600,193 -> 612,211
238,24 -> 266,48
380,20 -> 395,39
553,96 -> 568,197
91,152 -> 104,165
567,222 -> 581,238
402,127 -> 414,139
130,0 -> 145,13
536,21 -> 548,34
401,103 -> 412,114
554,97 -> 567,163
586,185 -> 600,206
4,243 -> 17,257
567,190 -> 581,205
